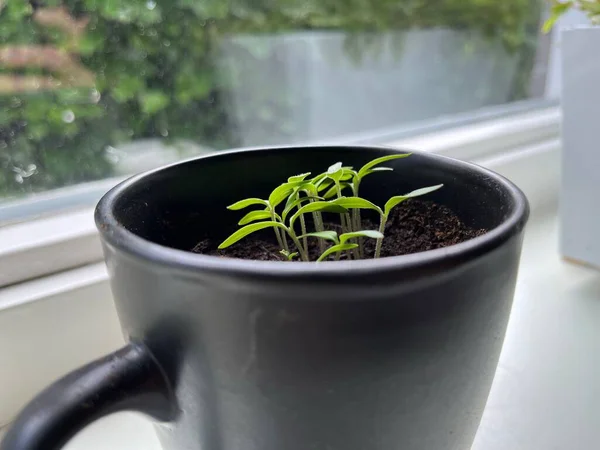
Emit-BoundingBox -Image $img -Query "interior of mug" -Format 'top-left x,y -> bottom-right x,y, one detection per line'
110,146 -> 520,252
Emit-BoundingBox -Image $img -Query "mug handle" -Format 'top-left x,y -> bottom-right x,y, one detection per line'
0,342 -> 176,450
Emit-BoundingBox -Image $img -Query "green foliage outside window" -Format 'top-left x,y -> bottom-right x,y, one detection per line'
543,0 -> 600,32
0,0 -> 542,198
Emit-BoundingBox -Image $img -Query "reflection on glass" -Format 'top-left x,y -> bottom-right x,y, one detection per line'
0,0 -> 545,200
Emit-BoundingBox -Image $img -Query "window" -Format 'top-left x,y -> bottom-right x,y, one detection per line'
0,0 -> 574,440
3,2 -> 598,448
1,0 -> 553,225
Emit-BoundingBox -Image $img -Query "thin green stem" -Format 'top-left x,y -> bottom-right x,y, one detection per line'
282,233 -> 290,252
351,234 -> 360,260
335,180 -> 355,258
335,181 -> 343,198
345,213 -> 354,232
340,213 -> 350,234
347,211 -> 359,260
374,214 -> 387,259
311,210 -> 326,254
300,214 -> 308,254
294,191 -> 310,252
313,211 -> 324,231
357,223 -> 364,258
338,215 -> 358,259
351,181 -> 363,258
270,209 -> 286,250
286,229 -> 309,262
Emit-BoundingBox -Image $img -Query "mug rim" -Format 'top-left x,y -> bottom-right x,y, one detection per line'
95,145 -> 529,279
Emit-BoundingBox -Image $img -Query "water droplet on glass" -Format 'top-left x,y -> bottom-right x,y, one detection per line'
163,40 -> 171,47
12,164 -> 37,182
146,0 -> 156,10
104,146 -> 121,164
62,110 -> 75,123
160,129 -> 169,137
90,89 -> 101,103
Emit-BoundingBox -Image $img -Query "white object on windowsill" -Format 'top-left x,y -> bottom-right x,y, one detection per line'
560,25 -> 600,269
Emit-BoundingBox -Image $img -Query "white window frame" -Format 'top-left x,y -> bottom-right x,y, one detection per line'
1,1 -> 581,437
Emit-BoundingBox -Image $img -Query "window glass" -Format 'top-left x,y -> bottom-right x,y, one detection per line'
0,0 -> 548,202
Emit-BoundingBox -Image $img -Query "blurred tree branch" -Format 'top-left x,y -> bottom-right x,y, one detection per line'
0,4 -> 95,94
33,6 -> 90,47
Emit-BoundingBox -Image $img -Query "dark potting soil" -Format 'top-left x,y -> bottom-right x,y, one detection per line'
191,200 -> 486,262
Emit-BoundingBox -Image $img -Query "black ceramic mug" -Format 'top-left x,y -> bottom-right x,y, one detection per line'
1,146 -> 529,450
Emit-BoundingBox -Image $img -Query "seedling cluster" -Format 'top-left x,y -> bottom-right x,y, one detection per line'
219,154 -> 443,262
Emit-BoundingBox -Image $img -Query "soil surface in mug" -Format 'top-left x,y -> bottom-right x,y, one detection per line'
192,200 -> 486,261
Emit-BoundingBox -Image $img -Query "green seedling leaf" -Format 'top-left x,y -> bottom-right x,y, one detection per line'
279,249 -> 299,261
268,181 -> 305,209
357,153 -> 411,179
384,184 -> 443,217
328,162 -> 343,174
317,178 -> 334,192
363,167 -> 393,176
311,173 -> 328,185
238,209 -> 272,226
296,181 -> 319,197
322,182 -> 352,199
331,197 -> 383,214
300,183 -> 320,196
339,230 -> 384,244
289,201 -> 349,229
327,162 -> 344,182
288,172 -> 311,182
300,231 -> 339,244
543,1 -> 574,33
219,221 -> 288,249
341,167 -> 356,181
404,184 -> 444,197
317,243 -> 359,262
282,195 -> 320,222
284,187 -> 300,211
227,198 -> 269,210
